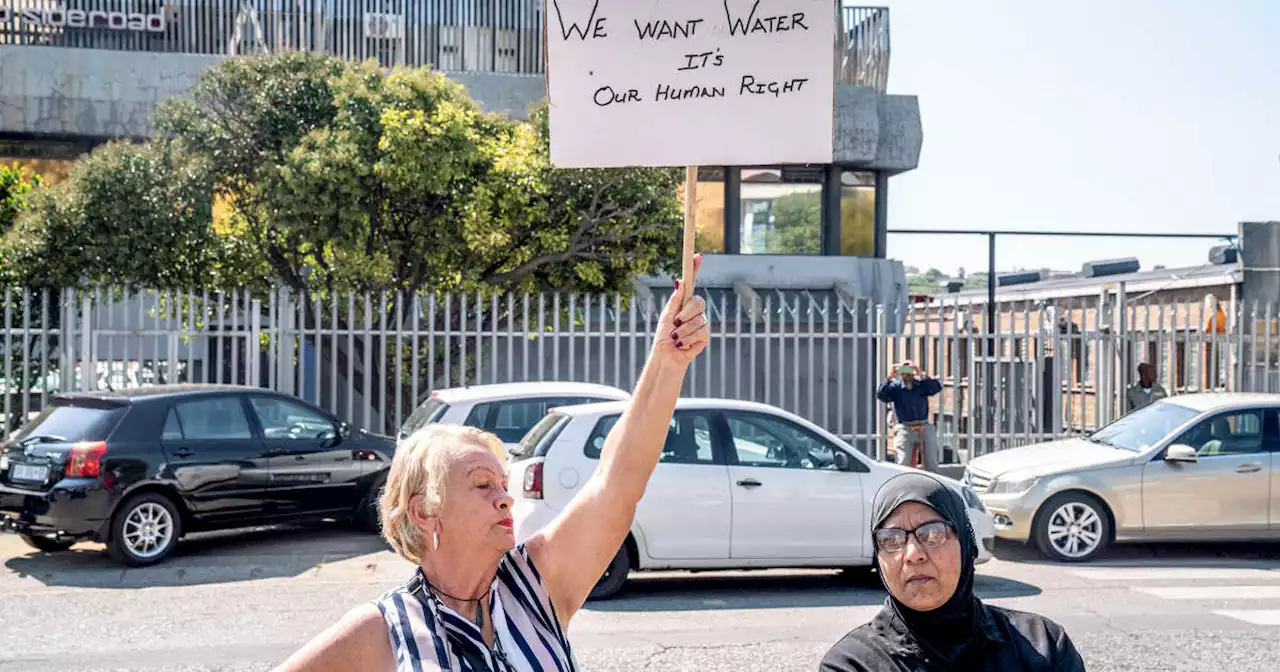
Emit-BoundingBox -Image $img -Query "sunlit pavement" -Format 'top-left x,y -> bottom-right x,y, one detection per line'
3,527 -> 1280,671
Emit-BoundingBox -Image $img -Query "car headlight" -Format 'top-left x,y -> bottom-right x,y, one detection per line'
961,486 -> 985,512
988,477 -> 1038,495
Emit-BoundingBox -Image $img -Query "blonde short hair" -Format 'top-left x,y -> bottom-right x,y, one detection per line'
378,423 -> 506,564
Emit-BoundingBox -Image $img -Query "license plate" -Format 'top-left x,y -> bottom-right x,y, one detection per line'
9,463 -> 49,483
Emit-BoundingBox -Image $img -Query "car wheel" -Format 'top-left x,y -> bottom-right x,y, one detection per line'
1033,492 -> 1111,562
107,492 -> 182,567
588,545 -> 632,601
19,533 -> 76,553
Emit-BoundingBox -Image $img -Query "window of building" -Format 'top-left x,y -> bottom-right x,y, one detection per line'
840,171 -> 876,256
738,166 -> 823,255
685,167 -> 726,254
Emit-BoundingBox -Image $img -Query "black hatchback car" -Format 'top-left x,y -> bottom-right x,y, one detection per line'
0,385 -> 395,566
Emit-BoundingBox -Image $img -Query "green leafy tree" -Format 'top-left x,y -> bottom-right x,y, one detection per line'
0,142 -> 248,289
154,54 -> 681,296
148,54 -> 682,427
0,163 -> 40,241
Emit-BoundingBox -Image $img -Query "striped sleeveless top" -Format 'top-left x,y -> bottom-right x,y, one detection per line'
375,543 -> 578,672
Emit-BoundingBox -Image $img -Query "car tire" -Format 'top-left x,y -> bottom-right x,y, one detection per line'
588,545 -> 632,601
19,533 -> 76,553
1033,492 -> 1111,563
107,492 -> 182,567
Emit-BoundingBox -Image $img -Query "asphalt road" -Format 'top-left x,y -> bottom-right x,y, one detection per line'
3,526 -> 1280,671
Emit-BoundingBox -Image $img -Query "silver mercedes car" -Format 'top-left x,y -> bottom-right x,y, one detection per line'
965,393 -> 1280,562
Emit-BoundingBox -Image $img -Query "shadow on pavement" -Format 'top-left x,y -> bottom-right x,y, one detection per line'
4,522 -> 390,589
993,538 -> 1280,567
587,569 -> 1042,613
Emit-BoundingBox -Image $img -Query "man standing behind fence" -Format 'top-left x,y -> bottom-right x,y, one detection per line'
877,360 -> 942,472
1126,362 -> 1168,413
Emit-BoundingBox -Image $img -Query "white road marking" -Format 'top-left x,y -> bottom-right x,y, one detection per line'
1071,567 -> 1280,581
1135,585 -> 1280,600
1213,610 -> 1280,626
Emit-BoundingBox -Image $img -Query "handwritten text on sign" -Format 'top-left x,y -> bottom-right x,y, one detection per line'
546,0 -> 835,168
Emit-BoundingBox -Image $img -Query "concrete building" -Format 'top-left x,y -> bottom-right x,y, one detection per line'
2,2 -> 921,303
2,2 -> 937,443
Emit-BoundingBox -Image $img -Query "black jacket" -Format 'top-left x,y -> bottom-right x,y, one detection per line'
820,600 -> 1086,672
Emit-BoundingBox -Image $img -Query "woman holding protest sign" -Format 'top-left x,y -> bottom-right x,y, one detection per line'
274,256 -> 709,672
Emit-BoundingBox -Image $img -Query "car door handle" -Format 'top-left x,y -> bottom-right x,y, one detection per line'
172,448 -> 193,459
736,479 -> 762,488
1235,463 -> 1263,473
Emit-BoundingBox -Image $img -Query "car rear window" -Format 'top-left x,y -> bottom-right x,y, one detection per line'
400,398 -> 449,437
584,414 -> 623,459
10,398 -> 129,443
511,412 -> 570,460
467,397 -> 611,444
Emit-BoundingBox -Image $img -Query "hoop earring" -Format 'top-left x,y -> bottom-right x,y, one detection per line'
432,530 -> 440,551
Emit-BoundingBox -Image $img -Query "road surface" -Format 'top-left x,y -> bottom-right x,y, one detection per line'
2,525 -> 1279,671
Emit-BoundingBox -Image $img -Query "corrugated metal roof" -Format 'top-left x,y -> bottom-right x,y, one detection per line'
941,263 -> 1240,304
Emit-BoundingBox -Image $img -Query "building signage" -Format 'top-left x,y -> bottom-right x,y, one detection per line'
0,5 -> 166,32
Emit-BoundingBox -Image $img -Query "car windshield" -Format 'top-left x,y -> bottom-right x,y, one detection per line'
399,397 -> 449,437
1086,401 -> 1200,452
511,413 -> 567,460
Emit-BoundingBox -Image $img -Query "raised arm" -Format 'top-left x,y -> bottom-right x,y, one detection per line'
876,378 -> 898,403
526,257 -> 709,624
919,375 -> 943,396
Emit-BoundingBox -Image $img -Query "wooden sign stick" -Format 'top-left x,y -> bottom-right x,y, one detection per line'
679,165 -> 698,306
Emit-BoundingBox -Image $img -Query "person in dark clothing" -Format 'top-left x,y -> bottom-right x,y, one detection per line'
820,473 -> 1086,672
877,360 -> 943,470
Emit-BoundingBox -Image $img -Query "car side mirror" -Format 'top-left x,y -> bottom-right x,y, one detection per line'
1165,444 -> 1197,463
834,451 -> 854,472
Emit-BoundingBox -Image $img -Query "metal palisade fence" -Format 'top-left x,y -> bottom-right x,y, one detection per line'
2,286 -> 1277,460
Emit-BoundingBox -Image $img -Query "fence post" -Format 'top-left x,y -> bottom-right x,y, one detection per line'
875,303 -> 887,463
79,290 -> 93,392
167,290 -> 181,386
277,287 -> 295,395
250,298 -> 263,387
1095,287 -> 1113,427
1117,281 -> 1130,414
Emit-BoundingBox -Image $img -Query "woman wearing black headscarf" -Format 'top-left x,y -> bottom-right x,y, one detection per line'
820,472 -> 1086,671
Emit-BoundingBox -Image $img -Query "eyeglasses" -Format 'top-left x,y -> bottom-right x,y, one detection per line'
874,520 -> 954,554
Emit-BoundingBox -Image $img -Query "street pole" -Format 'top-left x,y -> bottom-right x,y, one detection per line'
987,232 -> 997,356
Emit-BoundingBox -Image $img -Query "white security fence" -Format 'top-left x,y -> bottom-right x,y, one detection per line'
3,286 -> 1276,460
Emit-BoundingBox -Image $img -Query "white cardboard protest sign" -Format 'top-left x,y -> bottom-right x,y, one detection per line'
546,0 -> 836,169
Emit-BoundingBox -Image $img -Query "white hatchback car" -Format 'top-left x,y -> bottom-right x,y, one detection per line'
510,398 -> 995,599
397,382 -> 631,455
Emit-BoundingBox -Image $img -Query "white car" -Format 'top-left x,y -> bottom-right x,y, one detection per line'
510,398 -> 995,599
397,382 -> 631,455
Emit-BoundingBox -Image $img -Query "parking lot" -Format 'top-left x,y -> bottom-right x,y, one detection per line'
3,525 -> 1280,671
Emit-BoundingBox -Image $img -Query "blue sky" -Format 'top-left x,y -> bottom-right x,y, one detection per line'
878,0 -> 1279,275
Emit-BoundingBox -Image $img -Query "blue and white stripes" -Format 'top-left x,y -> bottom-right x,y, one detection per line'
376,544 -> 577,672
